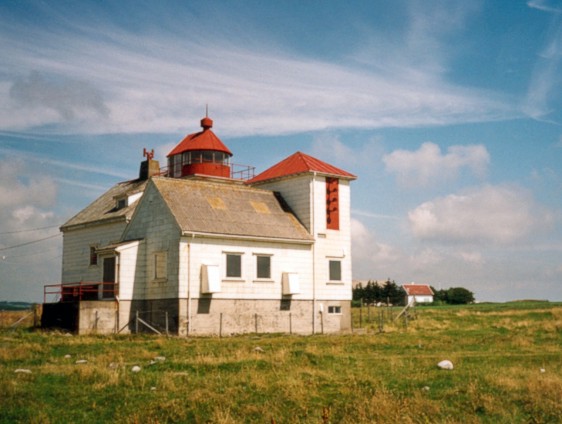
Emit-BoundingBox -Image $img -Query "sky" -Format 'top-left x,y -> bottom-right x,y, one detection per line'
1,0 -> 561,303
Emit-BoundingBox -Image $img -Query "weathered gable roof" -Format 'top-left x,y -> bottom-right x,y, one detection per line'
403,284 -> 434,296
151,177 -> 313,242
248,151 -> 356,184
61,179 -> 148,230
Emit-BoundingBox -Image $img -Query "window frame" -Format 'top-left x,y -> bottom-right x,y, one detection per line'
225,252 -> 243,279
255,254 -> 272,280
328,259 -> 342,282
328,305 -> 342,315
89,246 -> 98,266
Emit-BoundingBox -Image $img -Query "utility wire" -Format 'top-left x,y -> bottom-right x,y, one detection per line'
0,233 -> 61,252
0,224 -> 60,235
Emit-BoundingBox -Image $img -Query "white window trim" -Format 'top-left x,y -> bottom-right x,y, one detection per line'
328,305 -> 342,315
223,251 -> 244,281
253,253 -> 273,282
327,258 -> 342,283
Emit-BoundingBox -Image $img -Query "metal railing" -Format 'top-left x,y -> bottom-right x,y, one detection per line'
158,163 -> 255,180
44,282 -> 117,303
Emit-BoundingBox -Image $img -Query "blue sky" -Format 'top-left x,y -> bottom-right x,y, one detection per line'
1,0 -> 561,302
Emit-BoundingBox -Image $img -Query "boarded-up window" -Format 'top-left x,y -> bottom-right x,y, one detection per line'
329,260 -> 341,281
226,253 -> 242,278
154,251 -> 167,280
326,178 -> 339,230
256,255 -> 271,279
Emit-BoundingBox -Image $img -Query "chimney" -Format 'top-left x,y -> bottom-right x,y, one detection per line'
139,148 -> 160,180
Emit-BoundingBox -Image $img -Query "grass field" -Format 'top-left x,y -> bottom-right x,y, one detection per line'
1,302 -> 561,423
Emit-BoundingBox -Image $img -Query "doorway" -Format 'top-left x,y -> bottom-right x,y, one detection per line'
102,257 -> 116,299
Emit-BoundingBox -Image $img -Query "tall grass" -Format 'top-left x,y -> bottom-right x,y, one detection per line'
1,302 -> 561,423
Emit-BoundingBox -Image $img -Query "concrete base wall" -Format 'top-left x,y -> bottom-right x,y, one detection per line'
44,298 -> 351,336
78,301 -> 118,335
187,298 -> 351,336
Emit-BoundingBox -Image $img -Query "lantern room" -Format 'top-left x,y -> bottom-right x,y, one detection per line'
167,116 -> 233,178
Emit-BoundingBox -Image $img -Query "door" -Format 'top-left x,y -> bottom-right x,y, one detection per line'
102,257 -> 116,299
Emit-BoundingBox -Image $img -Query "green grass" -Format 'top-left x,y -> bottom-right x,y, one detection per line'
1,302 -> 561,423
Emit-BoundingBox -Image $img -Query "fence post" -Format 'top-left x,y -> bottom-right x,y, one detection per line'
254,313 -> 258,334
219,313 -> 223,338
320,311 -> 324,334
165,312 -> 169,336
289,312 -> 292,335
135,310 -> 139,334
359,304 -> 363,329
378,310 -> 384,333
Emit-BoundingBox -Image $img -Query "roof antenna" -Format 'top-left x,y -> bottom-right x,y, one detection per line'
206,104 -> 209,118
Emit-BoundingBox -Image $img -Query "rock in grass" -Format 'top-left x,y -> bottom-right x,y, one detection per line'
154,356 -> 166,362
131,365 -> 141,373
254,346 -> 265,353
437,360 -> 454,370
75,359 -> 88,364
64,354 -> 72,359
14,369 -> 32,374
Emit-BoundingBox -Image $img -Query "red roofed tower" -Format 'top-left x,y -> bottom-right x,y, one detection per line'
167,115 -> 233,178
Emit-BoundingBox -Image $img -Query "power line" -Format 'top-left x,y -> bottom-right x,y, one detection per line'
0,233 -> 61,252
0,224 -> 60,235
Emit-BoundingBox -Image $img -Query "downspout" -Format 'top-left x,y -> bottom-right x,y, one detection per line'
311,172 -> 317,334
186,233 -> 194,336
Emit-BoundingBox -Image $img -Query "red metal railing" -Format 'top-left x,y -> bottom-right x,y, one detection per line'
158,163 -> 255,180
44,282 -> 117,304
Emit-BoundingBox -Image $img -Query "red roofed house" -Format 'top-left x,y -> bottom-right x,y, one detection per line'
403,283 -> 434,305
43,115 -> 356,336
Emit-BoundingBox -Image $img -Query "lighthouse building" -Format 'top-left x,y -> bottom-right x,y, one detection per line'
43,116 -> 356,336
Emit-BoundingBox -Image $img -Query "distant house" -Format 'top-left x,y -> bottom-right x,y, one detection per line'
402,283 -> 434,304
42,115 -> 356,336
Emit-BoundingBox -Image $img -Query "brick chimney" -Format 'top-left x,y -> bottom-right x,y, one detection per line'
139,148 -> 160,180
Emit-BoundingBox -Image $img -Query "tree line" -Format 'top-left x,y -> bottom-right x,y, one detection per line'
352,280 -> 475,306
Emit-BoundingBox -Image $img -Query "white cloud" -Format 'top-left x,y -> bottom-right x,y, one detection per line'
351,218 -> 402,267
408,184 -> 553,244
0,10 -> 516,136
9,71 -> 110,122
383,142 -> 490,187
527,0 -> 562,13
522,4 -> 562,121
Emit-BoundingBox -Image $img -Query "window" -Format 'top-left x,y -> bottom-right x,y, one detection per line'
326,178 -> 339,230
154,251 -> 167,281
329,260 -> 341,281
256,255 -> 271,279
328,306 -> 342,314
89,246 -> 98,266
226,253 -> 242,278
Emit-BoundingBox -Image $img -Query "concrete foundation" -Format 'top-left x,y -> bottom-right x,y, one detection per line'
43,298 -> 351,336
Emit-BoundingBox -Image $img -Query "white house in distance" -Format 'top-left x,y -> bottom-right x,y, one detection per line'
42,115 -> 356,336
402,283 -> 434,305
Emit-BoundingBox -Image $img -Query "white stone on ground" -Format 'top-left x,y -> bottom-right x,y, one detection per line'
437,360 -> 454,370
